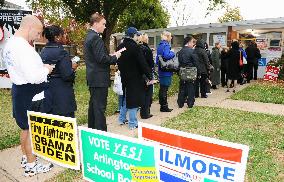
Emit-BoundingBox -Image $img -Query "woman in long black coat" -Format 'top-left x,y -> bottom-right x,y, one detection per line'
117,28 -> 152,129
226,41 -> 242,92
40,25 -> 77,117
138,34 -> 154,119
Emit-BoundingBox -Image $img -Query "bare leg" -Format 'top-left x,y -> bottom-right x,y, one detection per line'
233,80 -> 237,92
227,80 -> 231,92
22,130 -> 36,163
20,130 -> 27,155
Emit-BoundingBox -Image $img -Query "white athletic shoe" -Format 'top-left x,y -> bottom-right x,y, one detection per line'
21,156 -> 39,168
24,163 -> 54,177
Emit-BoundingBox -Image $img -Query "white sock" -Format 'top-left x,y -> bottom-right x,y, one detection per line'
26,162 -> 36,168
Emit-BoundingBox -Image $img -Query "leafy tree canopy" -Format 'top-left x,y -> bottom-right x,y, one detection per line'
218,5 -> 244,23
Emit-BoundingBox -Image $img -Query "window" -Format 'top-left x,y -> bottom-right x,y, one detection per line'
187,33 -> 207,42
148,37 -> 154,48
209,32 -> 226,46
156,36 -> 161,48
270,39 -> 281,47
172,35 -> 184,47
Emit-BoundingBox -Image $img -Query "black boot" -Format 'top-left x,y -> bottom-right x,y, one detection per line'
160,105 -> 173,112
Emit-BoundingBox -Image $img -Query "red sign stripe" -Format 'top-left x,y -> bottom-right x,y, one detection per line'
142,127 -> 243,163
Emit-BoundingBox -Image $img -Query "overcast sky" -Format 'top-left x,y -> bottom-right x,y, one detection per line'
9,0 -> 284,27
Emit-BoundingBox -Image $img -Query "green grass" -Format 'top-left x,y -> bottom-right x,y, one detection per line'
0,67 -> 179,150
162,106 -> 284,182
0,89 -> 20,150
231,82 -> 284,104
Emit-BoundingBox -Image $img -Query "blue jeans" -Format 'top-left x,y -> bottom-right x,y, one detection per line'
118,95 -> 123,111
118,98 -> 138,128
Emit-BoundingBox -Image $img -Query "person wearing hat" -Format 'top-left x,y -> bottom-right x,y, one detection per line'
117,27 -> 152,130
84,12 -> 124,131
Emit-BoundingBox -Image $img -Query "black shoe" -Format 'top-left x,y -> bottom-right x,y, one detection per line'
226,89 -> 230,92
212,85 -> 217,89
160,107 -> 173,112
188,105 -> 193,108
195,95 -> 199,98
201,95 -> 208,98
233,90 -> 236,93
141,114 -> 153,119
247,80 -> 250,83
119,120 -> 128,125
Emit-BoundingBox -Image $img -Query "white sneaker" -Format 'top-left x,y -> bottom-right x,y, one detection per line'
21,156 -> 39,168
24,163 -> 54,177
129,125 -> 138,130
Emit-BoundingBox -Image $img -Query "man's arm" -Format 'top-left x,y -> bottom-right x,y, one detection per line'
91,36 -> 117,65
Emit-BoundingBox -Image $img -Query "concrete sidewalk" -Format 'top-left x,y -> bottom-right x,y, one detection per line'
1,82 -> 283,182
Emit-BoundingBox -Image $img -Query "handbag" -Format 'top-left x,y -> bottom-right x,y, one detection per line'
179,67 -> 197,81
239,51 -> 243,66
158,55 -> 179,72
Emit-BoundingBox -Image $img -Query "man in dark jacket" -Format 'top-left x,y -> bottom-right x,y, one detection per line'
84,12 -> 122,131
117,27 -> 152,130
245,41 -> 261,82
177,36 -> 198,108
194,39 -> 211,98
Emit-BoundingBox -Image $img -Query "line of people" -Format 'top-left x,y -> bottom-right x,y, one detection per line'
3,12 -> 262,176
113,30 -> 262,127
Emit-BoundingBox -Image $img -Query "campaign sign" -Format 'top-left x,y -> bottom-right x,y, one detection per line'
79,126 -> 159,182
138,123 -> 249,182
258,58 -> 266,66
28,111 -> 80,170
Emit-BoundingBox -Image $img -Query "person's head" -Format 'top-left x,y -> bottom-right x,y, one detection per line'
195,39 -> 205,49
140,33 -> 149,44
231,41 -> 239,50
42,25 -> 64,43
222,47 -> 229,52
89,12 -> 106,33
183,36 -> 195,48
161,31 -> 172,42
18,15 -> 43,43
215,42 -> 221,49
125,27 -> 141,39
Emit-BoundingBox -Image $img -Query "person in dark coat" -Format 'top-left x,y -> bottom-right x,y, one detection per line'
156,31 -> 175,112
84,12 -> 122,131
211,42 -> 221,89
204,42 -> 213,94
226,41 -> 243,92
117,27 -> 152,130
177,36 -> 198,108
245,41 -> 261,82
40,25 -> 77,117
220,47 -> 229,87
138,34 -> 155,119
194,39 -> 211,98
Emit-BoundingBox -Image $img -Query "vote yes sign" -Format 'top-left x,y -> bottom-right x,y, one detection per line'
138,123 -> 249,182
79,127 -> 158,182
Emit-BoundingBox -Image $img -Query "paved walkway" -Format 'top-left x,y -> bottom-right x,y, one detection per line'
1,82 -> 283,182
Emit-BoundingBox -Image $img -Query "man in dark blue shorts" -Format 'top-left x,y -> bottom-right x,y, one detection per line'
3,15 -> 54,176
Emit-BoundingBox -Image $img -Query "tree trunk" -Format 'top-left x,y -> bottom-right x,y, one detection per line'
103,22 -> 116,53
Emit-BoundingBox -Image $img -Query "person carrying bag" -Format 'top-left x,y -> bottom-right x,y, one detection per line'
177,36 -> 198,108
